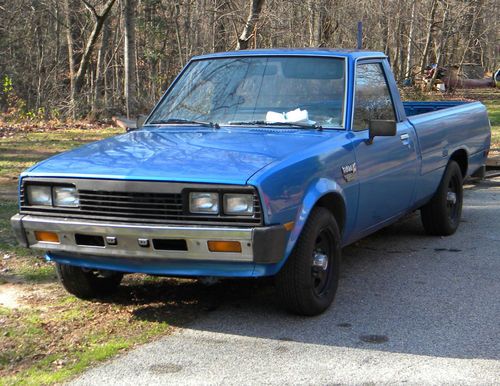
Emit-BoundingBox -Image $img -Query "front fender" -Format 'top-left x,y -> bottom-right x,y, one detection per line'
269,178 -> 346,273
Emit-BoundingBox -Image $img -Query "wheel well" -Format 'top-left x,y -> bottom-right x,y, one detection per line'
315,193 -> 346,235
450,149 -> 468,178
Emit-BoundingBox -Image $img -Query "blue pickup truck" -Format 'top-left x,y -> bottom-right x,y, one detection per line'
11,49 -> 491,315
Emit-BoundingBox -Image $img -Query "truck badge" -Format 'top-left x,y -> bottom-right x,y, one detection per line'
341,162 -> 357,182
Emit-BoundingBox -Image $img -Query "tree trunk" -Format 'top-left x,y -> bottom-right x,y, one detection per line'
404,0 -> 416,80
420,0 -> 438,73
173,2 -> 185,67
426,3 -> 450,91
73,0 -> 116,94
236,0 -> 265,50
123,0 -> 137,118
64,0 -> 76,116
94,18 -> 111,111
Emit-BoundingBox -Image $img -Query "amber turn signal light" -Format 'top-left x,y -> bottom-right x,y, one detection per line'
35,231 -> 60,243
207,240 -> 242,253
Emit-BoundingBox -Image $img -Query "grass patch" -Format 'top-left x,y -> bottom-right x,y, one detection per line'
0,200 -> 34,259
0,124 -> 122,181
483,99 -> 499,148
14,265 -> 56,283
0,274 -> 208,385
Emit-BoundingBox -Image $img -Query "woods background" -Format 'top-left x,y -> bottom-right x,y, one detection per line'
0,0 -> 498,120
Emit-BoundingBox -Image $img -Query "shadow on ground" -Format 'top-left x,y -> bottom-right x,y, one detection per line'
117,180 -> 500,361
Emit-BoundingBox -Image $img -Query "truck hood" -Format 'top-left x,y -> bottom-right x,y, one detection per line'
26,127 -> 336,185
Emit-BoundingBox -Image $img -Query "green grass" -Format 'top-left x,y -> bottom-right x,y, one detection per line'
483,100 -> 500,148
0,127 -> 122,180
14,265 -> 56,283
0,200 -> 34,257
1,339 -> 131,386
0,302 -> 171,386
0,271 -> 175,385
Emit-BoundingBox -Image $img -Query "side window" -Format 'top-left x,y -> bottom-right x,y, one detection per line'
353,63 -> 396,131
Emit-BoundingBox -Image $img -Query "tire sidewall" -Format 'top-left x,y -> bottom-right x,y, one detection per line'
278,207 -> 341,315
438,161 -> 463,233
56,263 -> 123,299
299,212 -> 341,304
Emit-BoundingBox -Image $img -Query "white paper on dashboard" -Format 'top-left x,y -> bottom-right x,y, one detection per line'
265,108 -> 315,124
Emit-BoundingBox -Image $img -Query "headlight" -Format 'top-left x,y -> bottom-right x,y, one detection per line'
27,185 -> 52,206
223,194 -> 254,215
53,186 -> 79,207
189,192 -> 219,214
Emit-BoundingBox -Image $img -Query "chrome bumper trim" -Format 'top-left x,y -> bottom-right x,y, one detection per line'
10,214 -> 287,264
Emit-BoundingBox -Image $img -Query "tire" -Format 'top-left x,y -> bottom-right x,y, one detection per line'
420,160 -> 463,236
276,207 -> 341,316
55,263 -> 123,300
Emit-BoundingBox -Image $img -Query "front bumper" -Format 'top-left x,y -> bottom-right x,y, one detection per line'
11,214 -> 288,264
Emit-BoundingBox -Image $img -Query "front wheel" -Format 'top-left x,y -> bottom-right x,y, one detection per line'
276,207 -> 341,316
420,160 -> 463,236
55,263 -> 123,300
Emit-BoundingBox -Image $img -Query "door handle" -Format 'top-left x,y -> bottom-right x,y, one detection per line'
400,133 -> 411,148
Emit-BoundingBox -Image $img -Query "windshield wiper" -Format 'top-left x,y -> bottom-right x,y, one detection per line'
148,118 -> 220,129
229,120 -> 322,130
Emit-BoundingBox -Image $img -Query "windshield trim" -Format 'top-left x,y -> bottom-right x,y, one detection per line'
144,55 -> 348,130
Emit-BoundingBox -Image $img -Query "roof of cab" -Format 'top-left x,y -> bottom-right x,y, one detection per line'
192,48 -> 386,60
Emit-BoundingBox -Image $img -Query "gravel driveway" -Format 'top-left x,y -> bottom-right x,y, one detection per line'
71,178 -> 500,385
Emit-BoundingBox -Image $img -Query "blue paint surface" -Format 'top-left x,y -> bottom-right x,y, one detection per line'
27,127 -> 332,185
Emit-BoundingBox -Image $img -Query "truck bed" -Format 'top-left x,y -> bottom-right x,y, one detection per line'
403,101 -> 470,116
404,101 -> 490,207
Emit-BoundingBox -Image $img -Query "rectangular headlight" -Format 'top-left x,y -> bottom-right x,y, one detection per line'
53,186 -> 79,207
223,194 -> 254,215
189,192 -> 219,214
27,185 -> 52,206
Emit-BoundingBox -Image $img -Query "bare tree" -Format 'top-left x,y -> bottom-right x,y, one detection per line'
236,0 -> 265,50
123,0 -> 137,118
420,0 -> 439,73
426,1 -> 451,91
63,0 -> 116,116
405,0 -> 417,80
1,0 -> 498,119
74,0 -> 116,93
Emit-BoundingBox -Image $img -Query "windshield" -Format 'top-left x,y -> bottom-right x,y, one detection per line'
147,56 -> 346,128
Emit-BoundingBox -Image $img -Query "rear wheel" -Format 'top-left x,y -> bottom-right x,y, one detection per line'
276,207 -> 341,316
55,263 -> 123,299
420,160 -> 463,236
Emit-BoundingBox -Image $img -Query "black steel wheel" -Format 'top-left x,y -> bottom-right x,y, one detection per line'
311,227 -> 335,298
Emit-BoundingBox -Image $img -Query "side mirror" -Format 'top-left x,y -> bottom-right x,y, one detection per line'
368,120 -> 397,144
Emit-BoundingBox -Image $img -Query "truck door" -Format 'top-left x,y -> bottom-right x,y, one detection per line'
350,60 -> 418,232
